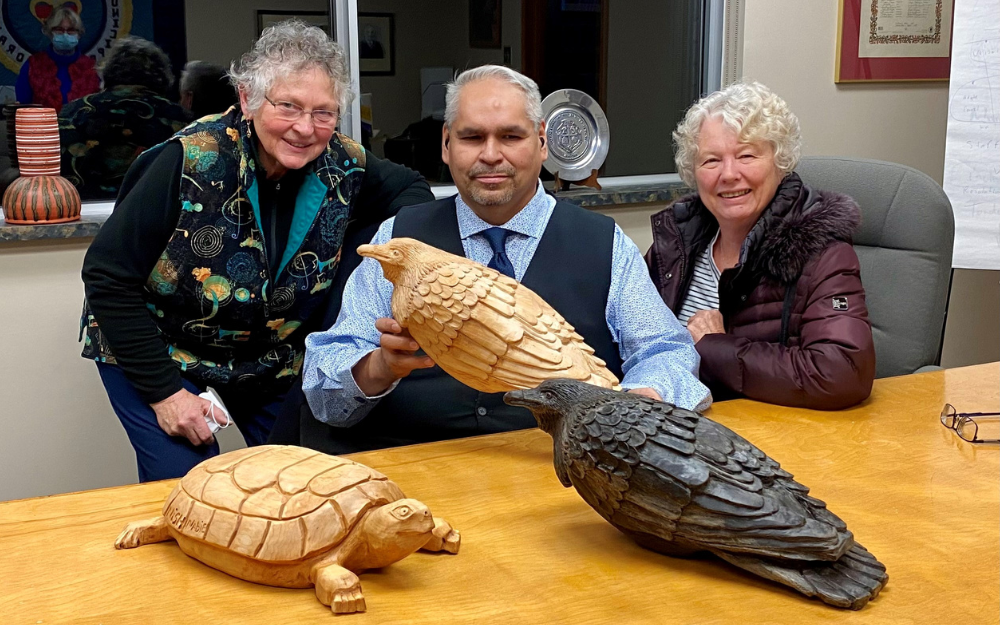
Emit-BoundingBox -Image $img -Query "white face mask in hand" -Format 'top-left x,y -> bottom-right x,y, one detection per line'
198,387 -> 232,434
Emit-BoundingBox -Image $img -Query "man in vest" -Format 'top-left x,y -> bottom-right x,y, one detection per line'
301,65 -> 710,454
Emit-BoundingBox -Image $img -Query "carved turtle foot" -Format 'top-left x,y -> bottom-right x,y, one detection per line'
314,563 -> 366,614
422,517 -> 461,554
114,516 -> 171,549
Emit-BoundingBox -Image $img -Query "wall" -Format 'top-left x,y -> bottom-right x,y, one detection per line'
0,240 -> 248,502
741,0 -> 999,369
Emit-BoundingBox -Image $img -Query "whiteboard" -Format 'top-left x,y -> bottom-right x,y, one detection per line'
942,0 -> 1000,269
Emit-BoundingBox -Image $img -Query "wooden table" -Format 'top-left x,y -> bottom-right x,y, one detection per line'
1,364 -> 997,624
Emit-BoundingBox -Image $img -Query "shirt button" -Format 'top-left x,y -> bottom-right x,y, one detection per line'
476,407 -> 487,417
740,295 -> 747,301
664,272 -> 673,280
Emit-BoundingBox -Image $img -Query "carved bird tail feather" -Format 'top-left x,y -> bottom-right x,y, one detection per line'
710,543 -> 888,610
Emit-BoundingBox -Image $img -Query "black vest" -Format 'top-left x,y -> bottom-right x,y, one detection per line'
303,197 -> 623,454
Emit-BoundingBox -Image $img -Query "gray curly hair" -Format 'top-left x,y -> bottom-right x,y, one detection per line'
229,19 -> 352,115
673,81 -> 801,188
444,65 -> 543,130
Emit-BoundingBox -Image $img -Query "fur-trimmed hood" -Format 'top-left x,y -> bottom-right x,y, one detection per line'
664,172 -> 861,284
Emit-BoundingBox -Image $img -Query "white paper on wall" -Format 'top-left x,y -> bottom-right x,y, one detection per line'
942,0 -> 1000,269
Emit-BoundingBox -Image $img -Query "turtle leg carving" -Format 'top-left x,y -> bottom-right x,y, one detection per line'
114,516 -> 172,550
313,563 -> 366,614
421,517 -> 461,554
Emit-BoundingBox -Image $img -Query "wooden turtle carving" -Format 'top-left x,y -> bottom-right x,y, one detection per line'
358,237 -> 620,393
506,380 -> 888,610
114,445 -> 460,614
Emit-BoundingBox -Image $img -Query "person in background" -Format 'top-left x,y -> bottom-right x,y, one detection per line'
80,20 -> 432,482
58,37 -> 193,200
179,61 -> 239,118
15,6 -> 99,112
645,81 -> 875,410
299,65 -> 709,455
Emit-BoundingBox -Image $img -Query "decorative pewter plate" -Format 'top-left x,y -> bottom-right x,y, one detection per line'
541,89 -> 609,181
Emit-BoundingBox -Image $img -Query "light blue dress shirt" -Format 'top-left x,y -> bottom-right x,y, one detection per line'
302,182 -> 712,426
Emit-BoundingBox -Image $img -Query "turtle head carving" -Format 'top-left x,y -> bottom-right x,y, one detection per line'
356,498 -> 435,568
358,238 -> 438,285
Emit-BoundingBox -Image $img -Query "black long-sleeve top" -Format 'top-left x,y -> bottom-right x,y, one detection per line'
82,142 -> 433,404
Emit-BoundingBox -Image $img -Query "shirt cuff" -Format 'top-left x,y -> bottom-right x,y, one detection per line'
318,356 -> 400,427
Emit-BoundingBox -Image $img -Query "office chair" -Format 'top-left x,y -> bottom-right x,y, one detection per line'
796,156 -> 954,378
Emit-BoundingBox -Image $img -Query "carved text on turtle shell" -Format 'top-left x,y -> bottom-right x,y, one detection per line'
166,506 -> 208,535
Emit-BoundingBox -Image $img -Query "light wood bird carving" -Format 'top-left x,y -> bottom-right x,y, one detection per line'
358,237 -> 621,394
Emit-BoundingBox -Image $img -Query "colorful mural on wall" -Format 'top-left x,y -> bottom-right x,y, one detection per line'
0,0 -> 153,102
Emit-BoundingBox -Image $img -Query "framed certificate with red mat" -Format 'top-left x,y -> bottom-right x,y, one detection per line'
836,0 -> 954,82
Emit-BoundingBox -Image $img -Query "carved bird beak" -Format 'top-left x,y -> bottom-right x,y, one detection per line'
357,243 -> 392,262
503,388 -> 544,409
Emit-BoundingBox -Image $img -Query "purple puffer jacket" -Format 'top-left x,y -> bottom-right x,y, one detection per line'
644,173 -> 875,410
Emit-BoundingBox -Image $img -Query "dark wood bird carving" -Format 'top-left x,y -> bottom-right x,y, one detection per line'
505,379 -> 888,610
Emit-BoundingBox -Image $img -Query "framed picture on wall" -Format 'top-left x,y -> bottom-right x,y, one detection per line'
256,11 -> 330,37
835,0 -> 954,82
469,0 -> 501,48
358,13 -> 395,76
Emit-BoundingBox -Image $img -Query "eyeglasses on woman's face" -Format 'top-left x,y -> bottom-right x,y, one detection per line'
940,404 -> 1000,444
264,96 -> 338,129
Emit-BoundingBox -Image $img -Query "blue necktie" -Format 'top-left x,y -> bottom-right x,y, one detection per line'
481,227 -> 515,279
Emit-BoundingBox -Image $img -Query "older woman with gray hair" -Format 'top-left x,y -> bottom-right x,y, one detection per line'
81,21 -> 432,482
15,5 -> 99,111
645,81 -> 875,409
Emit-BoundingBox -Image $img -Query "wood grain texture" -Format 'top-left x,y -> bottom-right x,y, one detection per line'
0,364 -> 997,624
358,238 -> 621,393
112,446 -> 459,614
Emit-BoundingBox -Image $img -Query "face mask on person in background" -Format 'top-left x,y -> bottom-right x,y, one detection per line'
52,33 -> 79,53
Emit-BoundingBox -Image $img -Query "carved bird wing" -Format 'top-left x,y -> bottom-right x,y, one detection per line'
566,396 -> 851,560
399,261 -> 618,393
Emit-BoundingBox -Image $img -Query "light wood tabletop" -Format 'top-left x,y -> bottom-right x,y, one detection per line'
1,364 -> 997,624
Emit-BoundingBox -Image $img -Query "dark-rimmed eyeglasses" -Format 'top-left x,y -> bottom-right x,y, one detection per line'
264,96 -> 338,128
940,404 -> 1000,444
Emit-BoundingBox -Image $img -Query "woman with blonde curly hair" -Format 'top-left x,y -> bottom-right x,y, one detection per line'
645,81 -> 875,409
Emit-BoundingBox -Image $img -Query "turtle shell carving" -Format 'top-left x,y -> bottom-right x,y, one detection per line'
163,446 -> 406,561
115,445 -> 461,614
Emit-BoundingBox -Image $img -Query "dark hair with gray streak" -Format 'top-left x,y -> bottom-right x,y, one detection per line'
99,36 -> 174,95
229,19 -> 352,116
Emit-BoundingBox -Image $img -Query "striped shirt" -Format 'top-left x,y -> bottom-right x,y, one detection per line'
677,232 -> 721,325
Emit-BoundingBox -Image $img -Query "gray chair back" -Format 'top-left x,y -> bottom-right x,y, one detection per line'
796,156 -> 954,378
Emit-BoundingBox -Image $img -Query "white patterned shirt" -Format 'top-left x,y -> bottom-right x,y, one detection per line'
302,181 -> 712,426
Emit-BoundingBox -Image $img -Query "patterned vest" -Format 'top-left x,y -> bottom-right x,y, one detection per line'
82,108 -> 367,393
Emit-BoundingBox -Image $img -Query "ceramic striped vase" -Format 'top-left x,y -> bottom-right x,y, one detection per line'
2,107 -> 80,224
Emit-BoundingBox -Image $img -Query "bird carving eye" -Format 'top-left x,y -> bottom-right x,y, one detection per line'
543,390 -> 557,401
